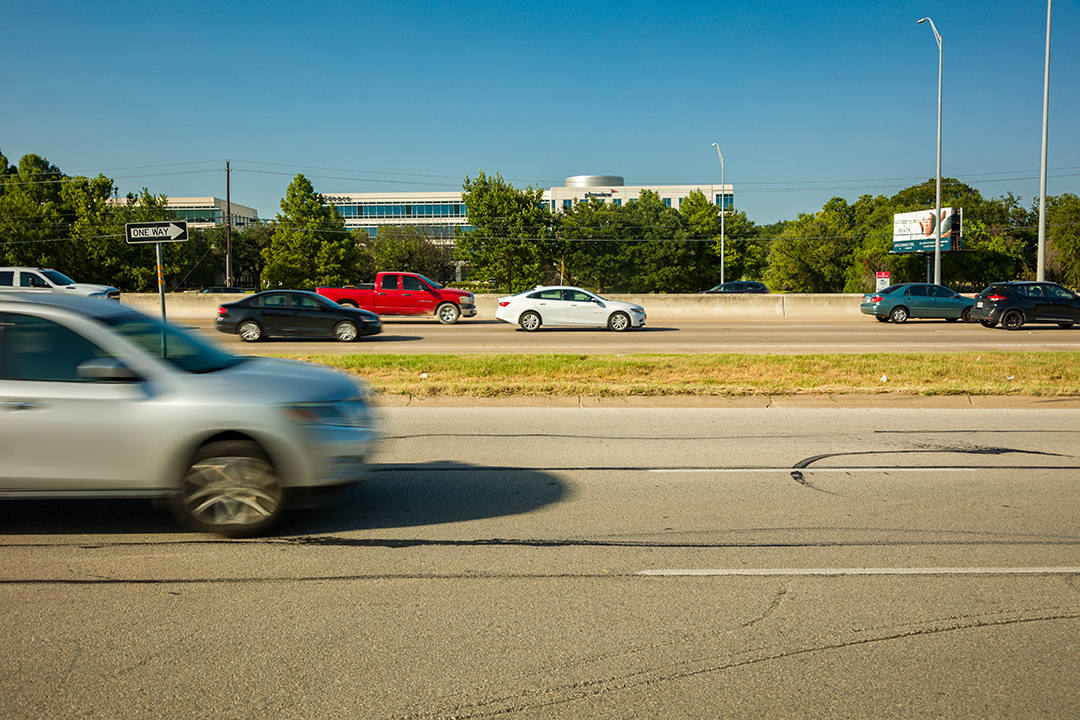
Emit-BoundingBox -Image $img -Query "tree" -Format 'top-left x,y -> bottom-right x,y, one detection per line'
621,190 -> 694,292
261,174 -> 359,289
456,170 -> 553,293
364,225 -> 453,281
555,197 -> 630,292
60,179 -> 173,291
0,152 -> 72,268
1045,193 -> 1080,288
767,197 -> 860,292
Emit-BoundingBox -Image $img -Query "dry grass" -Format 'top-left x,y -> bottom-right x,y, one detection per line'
266,352 -> 1080,398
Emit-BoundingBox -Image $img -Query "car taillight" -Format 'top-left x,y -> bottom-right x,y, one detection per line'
499,301 -> 510,307
218,306 -> 228,315
985,294 -> 1007,301
869,295 -> 883,303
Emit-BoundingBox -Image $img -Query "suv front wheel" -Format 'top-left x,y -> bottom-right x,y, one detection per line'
172,440 -> 285,537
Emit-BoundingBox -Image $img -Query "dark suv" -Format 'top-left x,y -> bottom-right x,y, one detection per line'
700,281 -> 770,294
970,281 -> 1080,330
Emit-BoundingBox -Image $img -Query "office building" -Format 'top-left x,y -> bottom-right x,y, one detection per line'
324,176 -> 733,237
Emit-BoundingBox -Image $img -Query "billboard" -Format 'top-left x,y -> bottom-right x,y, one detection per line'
892,207 -> 962,253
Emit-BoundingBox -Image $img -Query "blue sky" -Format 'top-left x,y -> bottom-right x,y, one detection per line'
3,0 -> 1078,225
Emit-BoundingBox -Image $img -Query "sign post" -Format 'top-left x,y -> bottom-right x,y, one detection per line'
125,221 -> 188,321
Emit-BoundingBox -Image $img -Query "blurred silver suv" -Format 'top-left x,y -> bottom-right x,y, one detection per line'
0,294 -> 380,536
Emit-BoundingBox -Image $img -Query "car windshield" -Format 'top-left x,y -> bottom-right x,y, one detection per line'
417,274 -> 443,289
878,285 -> 901,295
41,269 -> 76,285
99,313 -> 244,373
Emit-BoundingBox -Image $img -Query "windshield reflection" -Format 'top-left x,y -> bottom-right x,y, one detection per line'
101,314 -> 243,374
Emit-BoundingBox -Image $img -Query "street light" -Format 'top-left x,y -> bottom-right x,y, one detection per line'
1037,0 -> 1052,282
918,17 -> 943,285
712,143 -> 725,285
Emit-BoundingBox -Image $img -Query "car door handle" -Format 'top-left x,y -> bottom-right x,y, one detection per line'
1,400 -> 44,411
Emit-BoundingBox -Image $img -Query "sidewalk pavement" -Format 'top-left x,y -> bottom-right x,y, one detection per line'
370,394 -> 1080,409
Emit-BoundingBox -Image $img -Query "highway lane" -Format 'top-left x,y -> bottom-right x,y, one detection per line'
179,315 -> 1080,354
3,407 -> 1079,718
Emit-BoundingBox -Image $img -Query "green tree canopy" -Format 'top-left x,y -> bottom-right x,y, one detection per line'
456,170 -> 553,293
261,174 -> 359,289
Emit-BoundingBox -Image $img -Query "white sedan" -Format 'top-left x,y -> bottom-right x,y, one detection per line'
495,286 -> 646,331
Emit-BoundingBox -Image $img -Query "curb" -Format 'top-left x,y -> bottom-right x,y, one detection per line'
368,394 -> 1080,409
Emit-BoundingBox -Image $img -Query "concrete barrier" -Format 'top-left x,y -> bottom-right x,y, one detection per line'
122,292 -> 866,319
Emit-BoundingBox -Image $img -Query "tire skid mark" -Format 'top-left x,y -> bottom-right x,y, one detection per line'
393,605 -> 1080,719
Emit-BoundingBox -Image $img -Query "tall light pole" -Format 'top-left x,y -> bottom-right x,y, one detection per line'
1037,0 -> 1052,281
918,17 -> 943,285
712,143 -> 725,284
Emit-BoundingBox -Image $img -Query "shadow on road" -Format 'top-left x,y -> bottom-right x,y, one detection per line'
278,461 -> 569,536
0,462 -> 569,537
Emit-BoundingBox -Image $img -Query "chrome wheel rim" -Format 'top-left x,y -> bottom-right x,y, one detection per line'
335,322 -> 358,341
610,313 -> 629,331
239,322 -> 261,341
182,454 -> 282,528
521,314 -> 539,331
439,305 -> 459,323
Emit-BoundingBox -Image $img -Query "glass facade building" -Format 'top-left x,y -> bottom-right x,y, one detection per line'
324,176 -> 734,237
165,198 -> 259,229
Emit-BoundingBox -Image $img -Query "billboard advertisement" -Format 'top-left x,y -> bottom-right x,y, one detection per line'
892,207 -> 962,253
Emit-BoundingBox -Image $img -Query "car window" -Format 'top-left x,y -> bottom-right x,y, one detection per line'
529,289 -> 564,300
380,275 -> 400,290
879,286 -> 901,295
567,290 -> 594,302
0,312 -> 111,382
0,271 -> 12,287
930,286 -> 953,298
291,294 -> 321,310
20,272 -> 49,289
1020,285 -> 1044,298
904,285 -> 928,297
100,314 -> 243,374
402,275 -> 423,292
261,294 -> 288,308
1045,285 -> 1073,300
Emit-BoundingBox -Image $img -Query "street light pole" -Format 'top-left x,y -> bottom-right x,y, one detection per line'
918,17 -> 943,285
1037,0 -> 1052,282
712,143 -> 725,285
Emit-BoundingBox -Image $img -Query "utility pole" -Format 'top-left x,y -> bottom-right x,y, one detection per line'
225,160 -> 233,287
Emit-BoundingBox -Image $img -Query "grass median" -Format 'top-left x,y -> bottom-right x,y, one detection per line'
269,351 -> 1080,398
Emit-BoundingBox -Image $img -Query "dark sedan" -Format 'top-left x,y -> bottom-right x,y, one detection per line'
860,283 -> 974,323
700,281 -> 770,294
970,281 -> 1080,330
216,290 -> 382,342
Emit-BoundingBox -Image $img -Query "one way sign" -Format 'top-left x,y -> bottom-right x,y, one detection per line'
125,221 -> 189,244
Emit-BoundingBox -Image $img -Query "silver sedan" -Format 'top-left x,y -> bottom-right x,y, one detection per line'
0,294 -> 380,536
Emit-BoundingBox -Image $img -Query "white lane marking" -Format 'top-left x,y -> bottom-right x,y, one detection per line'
638,567 -> 1080,577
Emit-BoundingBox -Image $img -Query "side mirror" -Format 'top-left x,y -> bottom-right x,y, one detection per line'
77,357 -> 139,382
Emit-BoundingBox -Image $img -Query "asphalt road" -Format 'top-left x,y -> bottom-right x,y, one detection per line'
182,316 -> 1080,354
3,407 -> 1079,718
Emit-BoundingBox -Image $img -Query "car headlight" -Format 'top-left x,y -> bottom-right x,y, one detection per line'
281,397 -> 377,429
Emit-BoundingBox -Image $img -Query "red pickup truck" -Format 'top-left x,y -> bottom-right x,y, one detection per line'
317,272 -> 477,324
